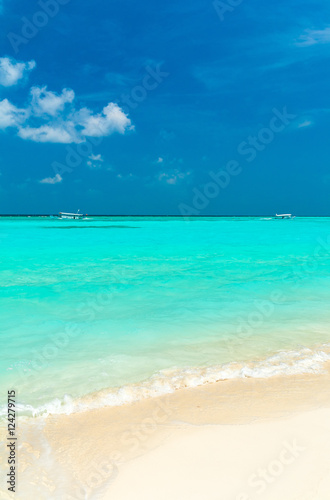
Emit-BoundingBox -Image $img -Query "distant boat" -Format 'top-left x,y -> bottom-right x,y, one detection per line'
58,210 -> 87,220
275,213 -> 295,219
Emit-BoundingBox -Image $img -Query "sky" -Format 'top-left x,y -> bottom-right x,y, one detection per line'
0,0 -> 330,215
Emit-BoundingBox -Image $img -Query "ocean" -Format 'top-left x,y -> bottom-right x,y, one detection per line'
1,216 -> 330,418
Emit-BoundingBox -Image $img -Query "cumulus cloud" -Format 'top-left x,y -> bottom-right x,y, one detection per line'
0,99 -> 28,128
30,86 -> 75,116
39,173 -> 63,184
0,57 -> 36,87
73,103 -> 133,137
18,124 -> 77,143
0,56 -> 132,143
0,86 -> 132,143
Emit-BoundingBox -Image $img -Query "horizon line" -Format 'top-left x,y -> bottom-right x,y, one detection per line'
1,214 -> 330,218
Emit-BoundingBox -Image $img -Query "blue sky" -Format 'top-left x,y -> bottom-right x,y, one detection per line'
0,0 -> 329,214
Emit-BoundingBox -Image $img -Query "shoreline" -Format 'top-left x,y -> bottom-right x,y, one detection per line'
3,342 -> 330,420
7,360 -> 330,499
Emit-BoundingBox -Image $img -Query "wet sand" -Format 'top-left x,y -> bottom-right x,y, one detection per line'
7,361 -> 330,499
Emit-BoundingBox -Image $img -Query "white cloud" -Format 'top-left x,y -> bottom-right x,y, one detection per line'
18,125 -> 77,143
298,120 -> 313,128
0,83 -> 132,143
0,57 -> 35,87
87,153 -> 104,169
0,99 -> 28,128
0,57 -> 132,143
39,173 -> 62,184
74,103 -> 133,137
117,173 -> 137,181
30,86 -> 75,116
296,27 -> 330,47
157,169 -> 191,185
89,153 -> 103,162
156,157 -> 164,163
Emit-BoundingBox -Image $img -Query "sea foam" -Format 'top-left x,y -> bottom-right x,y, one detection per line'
1,345 -> 329,419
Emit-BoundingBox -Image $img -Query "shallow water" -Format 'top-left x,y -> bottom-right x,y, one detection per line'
1,216 -> 330,417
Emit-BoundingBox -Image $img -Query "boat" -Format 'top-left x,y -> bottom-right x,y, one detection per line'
58,210 -> 87,220
275,213 -> 295,219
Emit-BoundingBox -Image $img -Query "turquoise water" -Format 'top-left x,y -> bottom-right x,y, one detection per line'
1,216 -> 330,416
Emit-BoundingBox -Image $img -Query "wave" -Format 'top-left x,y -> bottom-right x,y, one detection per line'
1,345 -> 330,420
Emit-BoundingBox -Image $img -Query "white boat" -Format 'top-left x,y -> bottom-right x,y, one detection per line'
58,210 -> 87,220
275,213 -> 295,219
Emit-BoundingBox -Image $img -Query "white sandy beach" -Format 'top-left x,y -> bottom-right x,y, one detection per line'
2,359 -> 330,499
103,365 -> 330,500
8,362 -> 328,500
107,407 -> 330,500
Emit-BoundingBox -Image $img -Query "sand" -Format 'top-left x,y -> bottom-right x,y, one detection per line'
107,408 -> 330,500
13,363 -> 330,499
3,362 -> 330,499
